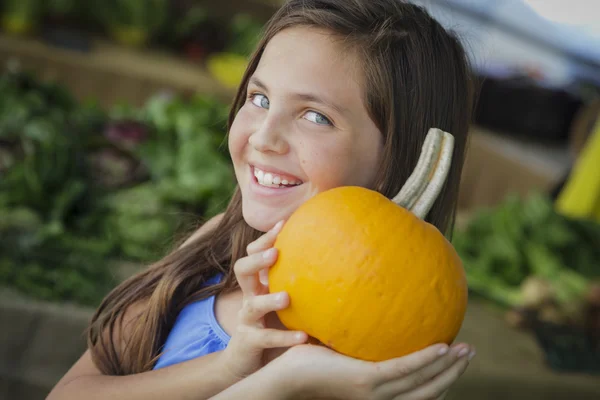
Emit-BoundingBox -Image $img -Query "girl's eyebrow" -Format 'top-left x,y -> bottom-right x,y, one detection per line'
249,76 -> 349,116
249,76 -> 269,92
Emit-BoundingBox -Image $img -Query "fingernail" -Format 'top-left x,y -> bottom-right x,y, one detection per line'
276,292 -> 286,303
438,345 -> 449,355
457,348 -> 469,358
271,220 -> 285,233
263,248 -> 277,260
468,350 -> 476,361
259,269 -> 269,285
295,332 -> 305,341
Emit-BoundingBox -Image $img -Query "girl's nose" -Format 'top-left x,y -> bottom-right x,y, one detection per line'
248,120 -> 290,155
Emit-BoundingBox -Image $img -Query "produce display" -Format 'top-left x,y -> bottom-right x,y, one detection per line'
0,0 -> 264,60
0,69 -> 235,305
269,129 -> 469,361
453,192 -> 599,311
1,0 -> 41,36
97,0 -> 168,47
452,193 -> 600,372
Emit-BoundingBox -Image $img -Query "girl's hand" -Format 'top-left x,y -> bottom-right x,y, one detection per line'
271,341 -> 475,400
220,220 -> 308,381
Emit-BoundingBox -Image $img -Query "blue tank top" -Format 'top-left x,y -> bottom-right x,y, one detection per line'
153,274 -> 231,370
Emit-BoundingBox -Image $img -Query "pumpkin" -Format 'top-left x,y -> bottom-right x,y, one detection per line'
268,128 -> 468,362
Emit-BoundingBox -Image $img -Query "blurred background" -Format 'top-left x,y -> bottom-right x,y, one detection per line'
0,0 -> 599,399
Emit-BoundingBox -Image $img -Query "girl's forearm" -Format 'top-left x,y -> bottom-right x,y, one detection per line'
48,352 -> 240,400
210,363 -> 295,400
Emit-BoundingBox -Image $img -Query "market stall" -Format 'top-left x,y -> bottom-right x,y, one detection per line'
1,0 -> 599,399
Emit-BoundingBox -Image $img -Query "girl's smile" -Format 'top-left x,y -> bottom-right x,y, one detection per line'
248,164 -> 304,199
252,164 -> 303,188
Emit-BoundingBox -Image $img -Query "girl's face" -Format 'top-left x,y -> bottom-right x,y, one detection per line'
229,26 -> 383,232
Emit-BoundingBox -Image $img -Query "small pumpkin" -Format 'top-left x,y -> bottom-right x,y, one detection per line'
268,128 -> 468,362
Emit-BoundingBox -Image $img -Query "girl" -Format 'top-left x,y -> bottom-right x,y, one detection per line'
49,0 -> 476,399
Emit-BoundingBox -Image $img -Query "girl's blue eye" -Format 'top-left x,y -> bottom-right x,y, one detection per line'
251,94 -> 270,109
304,111 -> 332,126
250,94 -> 332,127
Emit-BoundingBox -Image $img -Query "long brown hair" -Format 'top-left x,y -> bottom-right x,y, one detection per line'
88,0 -> 475,375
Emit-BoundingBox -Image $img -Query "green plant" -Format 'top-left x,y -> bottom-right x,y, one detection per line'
0,69 -> 236,305
135,93 -> 234,214
1,0 -> 41,16
227,14 -> 264,57
173,5 -> 209,41
0,207 -> 118,305
453,192 -> 600,309
45,0 -> 77,16
0,70 -> 117,305
96,0 -> 169,41
1,0 -> 43,34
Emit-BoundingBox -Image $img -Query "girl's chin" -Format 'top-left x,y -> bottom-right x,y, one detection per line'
242,204 -> 294,233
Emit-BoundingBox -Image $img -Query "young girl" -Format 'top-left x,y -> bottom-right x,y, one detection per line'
49,0 -> 476,399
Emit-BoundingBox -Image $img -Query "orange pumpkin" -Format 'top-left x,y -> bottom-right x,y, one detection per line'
268,128 -> 468,362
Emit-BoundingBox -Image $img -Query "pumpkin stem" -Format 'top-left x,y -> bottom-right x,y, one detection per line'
392,130 -> 440,210
391,128 -> 455,219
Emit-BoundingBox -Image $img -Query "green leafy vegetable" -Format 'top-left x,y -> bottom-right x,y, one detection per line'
0,69 -> 235,305
453,192 -> 600,308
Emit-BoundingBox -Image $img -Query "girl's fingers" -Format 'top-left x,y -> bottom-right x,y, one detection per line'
377,344 -> 471,396
372,343 -> 451,385
405,345 -> 471,388
242,326 -> 308,349
246,220 -> 285,255
403,356 -> 470,400
234,249 -> 278,295
234,220 -> 284,295
239,292 -> 290,324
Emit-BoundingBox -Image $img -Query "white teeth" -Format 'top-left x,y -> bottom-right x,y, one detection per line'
253,167 -> 302,188
264,173 -> 274,185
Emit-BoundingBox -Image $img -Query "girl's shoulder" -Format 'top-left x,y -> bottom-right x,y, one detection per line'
153,273 -> 231,369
